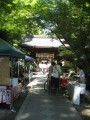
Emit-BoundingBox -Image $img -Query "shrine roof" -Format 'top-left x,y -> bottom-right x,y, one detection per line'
21,35 -> 69,48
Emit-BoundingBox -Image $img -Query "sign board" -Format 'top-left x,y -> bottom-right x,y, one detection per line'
0,57 -> 10,85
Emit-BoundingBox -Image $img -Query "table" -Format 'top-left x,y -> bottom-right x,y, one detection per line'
67,82 -> 86,105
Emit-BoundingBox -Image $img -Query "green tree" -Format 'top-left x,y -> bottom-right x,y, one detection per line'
0,0 -> 90,74
0,0 -> 42,45
31,0 -> 90,73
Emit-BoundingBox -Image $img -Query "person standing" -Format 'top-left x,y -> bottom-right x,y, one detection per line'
39,62 -> 43,73
29,63 -> 33,73
48,61 -> 56,93
48,62 -> 55,79
51,61 -> 62,95
77,65 -> 85,84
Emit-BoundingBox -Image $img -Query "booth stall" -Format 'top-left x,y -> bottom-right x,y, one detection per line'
67,81 -> 86,105
0,38 -> 25,109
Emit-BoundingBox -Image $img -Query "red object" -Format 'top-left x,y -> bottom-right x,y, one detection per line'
60,77 -> 68,87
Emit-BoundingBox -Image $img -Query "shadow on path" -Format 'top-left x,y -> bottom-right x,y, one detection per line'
15,75 -> 82,120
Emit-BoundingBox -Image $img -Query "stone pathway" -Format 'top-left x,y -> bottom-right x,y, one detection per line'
15,75 -> 82,120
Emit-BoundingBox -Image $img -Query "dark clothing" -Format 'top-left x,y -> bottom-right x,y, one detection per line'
51,76 -> 59,89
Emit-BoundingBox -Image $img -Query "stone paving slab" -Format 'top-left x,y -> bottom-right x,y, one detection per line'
14,76 -> 82,120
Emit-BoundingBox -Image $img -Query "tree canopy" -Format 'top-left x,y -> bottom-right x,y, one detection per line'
31,0 -> 90,73
0,0 -> 90,73
0,0 -> 42,44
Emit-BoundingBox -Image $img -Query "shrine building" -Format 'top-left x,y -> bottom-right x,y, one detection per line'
20,35 -> 68,61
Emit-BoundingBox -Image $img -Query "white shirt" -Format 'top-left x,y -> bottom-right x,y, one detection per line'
52,64 -> 61,78
77,69 -> 85,83
79,70 -> 85,79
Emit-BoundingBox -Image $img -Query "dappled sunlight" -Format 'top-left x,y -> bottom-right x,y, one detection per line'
15,74 -> 83,120
59,112 -> 79,118
32,72 -> 48,78
28,88 -> 44,94
60,113 -> 68,118
81,109 -> 90,116
28,82 -> 45,94
27,77 -> 46,88
41,99 -> 53,103
20,113 -> 30,120
34,87 -> 43,90
17,112 -> 36,120
70,106 -> 77,111
28,80 -> 42,86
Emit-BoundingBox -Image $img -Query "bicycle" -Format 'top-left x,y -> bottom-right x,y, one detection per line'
44,79 -> 49,91
44,77 -> 55,93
